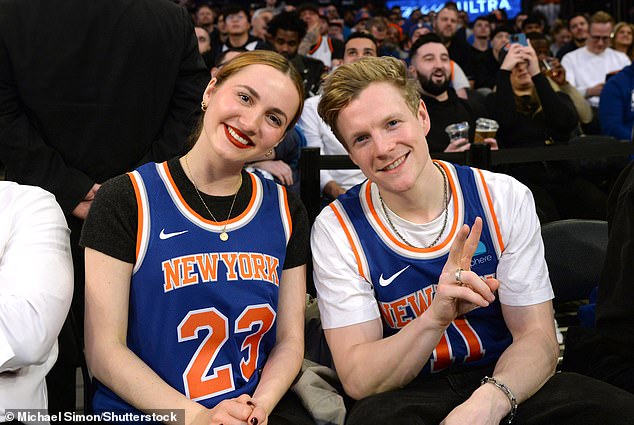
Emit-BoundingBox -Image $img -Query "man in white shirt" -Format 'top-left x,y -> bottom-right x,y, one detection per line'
311,55 -> 634,425
561,11 -> 630,109
0,182 -> 73,421
298,33 -> 377,200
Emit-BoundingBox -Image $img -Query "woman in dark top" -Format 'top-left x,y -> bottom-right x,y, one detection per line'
81,50 -> 313,425
486,42 -> 607,222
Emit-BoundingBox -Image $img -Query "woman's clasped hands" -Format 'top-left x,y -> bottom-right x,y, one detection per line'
191,394 -> 268,425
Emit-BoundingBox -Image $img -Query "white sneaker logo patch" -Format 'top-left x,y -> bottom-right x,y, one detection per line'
159,229 -> 189,240
378,265 -> 410,287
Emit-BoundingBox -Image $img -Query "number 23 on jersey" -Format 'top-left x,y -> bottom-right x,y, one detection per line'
177,304 -> 276,401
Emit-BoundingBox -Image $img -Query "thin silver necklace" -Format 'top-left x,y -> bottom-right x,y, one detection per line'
184,154 -> 242,242
379,162 -> 449,249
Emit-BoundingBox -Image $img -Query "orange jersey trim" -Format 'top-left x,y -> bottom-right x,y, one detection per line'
128,172 -> 144,261
476,168 -> 505,252
308,35 -> 322,55
160,162 -> 258,226
330,203 -> 367,281
365,160 -> 460,254
281,185 -> 292,237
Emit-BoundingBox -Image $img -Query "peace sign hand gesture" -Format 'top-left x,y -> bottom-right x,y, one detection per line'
428,217 -> 499,328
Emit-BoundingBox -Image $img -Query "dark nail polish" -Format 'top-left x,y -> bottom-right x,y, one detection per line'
251,418 -> 258,425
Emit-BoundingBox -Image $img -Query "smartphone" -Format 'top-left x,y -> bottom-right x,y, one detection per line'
510,33 -> 528,46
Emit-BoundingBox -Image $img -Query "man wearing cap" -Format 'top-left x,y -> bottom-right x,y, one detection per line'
408,22 -> 433,48
298,2 -> 344,70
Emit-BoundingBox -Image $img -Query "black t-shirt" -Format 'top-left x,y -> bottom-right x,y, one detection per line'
80,157 -> 309,270
473,49 -> 500,90
422,89 -> 478,153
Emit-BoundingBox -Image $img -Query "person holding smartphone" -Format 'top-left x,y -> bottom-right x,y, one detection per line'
485,40 -> 607,222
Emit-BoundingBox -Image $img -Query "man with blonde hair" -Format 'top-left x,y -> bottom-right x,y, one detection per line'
562,11 -> 629,108
311,55 -> 634,424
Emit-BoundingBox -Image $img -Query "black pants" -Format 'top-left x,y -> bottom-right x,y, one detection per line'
563,326 -> 634,394
346,365 -> 634,425
269,390 -> 316,425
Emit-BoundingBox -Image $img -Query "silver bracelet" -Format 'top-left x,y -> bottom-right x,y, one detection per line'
480,376 -> 517,424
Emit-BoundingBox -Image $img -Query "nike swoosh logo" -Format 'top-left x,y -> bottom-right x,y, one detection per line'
378,265 -> 410,287
159,229 -> 189,240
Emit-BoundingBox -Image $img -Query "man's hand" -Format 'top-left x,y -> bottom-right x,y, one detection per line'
444,137 -> 470,152
547,58 -> 567,86
586,82 -> 605,98
441,376 -> 511,425
481,138 -> 499,150
323,180 -> 346,199
499,43 -> 528,72
428,218 -> 499,328
524,43 -> 541,77
72,183 -> 101,220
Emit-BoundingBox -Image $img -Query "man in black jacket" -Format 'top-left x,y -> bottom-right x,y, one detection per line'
0,0 -> 208,412
409,34 -> 495,153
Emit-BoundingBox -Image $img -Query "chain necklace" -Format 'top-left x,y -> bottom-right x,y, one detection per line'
379,162 -> 449,249
184,155 -> 242,242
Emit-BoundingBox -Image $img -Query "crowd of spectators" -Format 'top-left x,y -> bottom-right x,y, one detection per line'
3,0 -> 634,417
182,1 -> 634,224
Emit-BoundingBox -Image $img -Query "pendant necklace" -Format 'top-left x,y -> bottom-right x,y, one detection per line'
185,154 -> 242,242
379,162 -> 449,249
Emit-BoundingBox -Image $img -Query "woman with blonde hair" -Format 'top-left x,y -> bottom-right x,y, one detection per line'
611,21 -> 634,61
81,50 -> 313,425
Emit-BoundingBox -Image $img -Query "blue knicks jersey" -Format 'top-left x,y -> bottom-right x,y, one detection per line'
93,162 -> 291,413
331,161 -> 512,374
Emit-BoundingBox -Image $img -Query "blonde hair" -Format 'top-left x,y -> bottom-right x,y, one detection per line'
611,21 -> 634,60
214,50 -> 305,129
589,10 -> 614,27
317,56 -> 420,146
188,50 -> 305,148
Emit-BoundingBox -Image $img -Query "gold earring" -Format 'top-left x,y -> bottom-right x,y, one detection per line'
265,149 -> 273,158
201,101 -> 207,112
